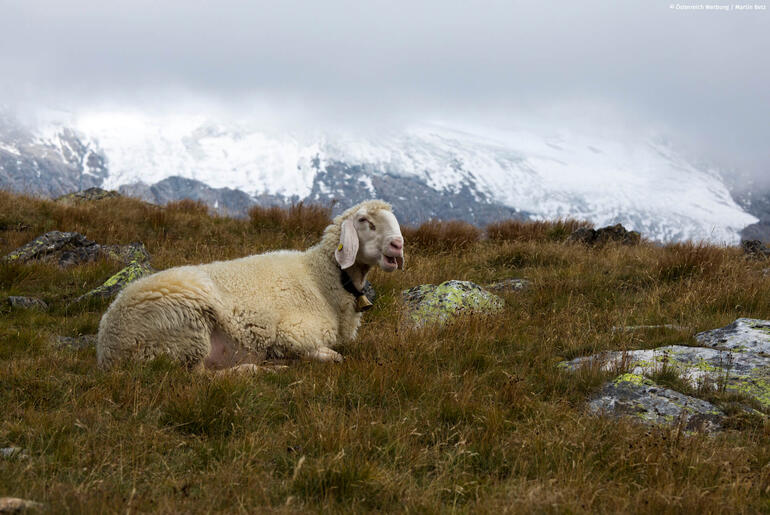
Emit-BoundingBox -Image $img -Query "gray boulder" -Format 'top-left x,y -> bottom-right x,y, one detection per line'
55,334 -> 98,349
362,281 -> 376,303
2,231 -> 151,268
562,318 -> 770,430
6,296 -> 47,311
590,373 -> 723,433
402,280 -> 504,328
741,239 -> 770,259
694,317 -> 770,355
568,223 -> 641,246
55,187 -> 120,205
2,231 -> 100,267
485,278 -> 531,293
611,324 -> 686,332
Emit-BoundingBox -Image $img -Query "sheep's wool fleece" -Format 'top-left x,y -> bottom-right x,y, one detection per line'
96,200 -> 394,367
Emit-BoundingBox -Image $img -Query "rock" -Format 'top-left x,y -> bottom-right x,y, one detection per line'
563,344 -> 770,409
402,280 -> 504,328
6,296 -> 47,311
562,318 -> 770,430
100,242 -> 151,265
362,281 -> 376,303
695,317 -> 770,355
73,261 -> 154,303
0,497 -> 43,513
0,447 -> 27,460
763,268 -> 770,277
741,239 -> 770,259
0,232 -> 154,304
611,324 -> 686,332
2,231 -> 99,266
55,334 -> 97,349
568,224 -> 641,246
1,231 -> 151,268
590,373 -> 724,432
55,187 -> 120,205
485,278 -> 531,293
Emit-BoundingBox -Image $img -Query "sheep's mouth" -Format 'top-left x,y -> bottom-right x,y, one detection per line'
381,254 -> 399,271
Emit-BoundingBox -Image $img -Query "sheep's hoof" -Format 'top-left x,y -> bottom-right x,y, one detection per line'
307,347 -> 343,363
219,363 -> 288,375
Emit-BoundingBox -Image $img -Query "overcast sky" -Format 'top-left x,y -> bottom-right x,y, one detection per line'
1,0 -> 767,182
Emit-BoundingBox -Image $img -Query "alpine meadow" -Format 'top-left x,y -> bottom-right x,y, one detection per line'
1,190 -> 770,512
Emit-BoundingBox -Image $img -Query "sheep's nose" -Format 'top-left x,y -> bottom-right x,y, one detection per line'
389,238 -> 403,252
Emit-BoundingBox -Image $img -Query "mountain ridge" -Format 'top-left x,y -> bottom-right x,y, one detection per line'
0,110 -> 763,242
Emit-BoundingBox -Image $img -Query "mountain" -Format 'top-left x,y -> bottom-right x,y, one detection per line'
729,185 -> 770,242
0,110 -> 759,243
0,112 -> 107,196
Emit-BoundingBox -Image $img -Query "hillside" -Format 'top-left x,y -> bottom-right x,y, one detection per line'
1,190 -> 769,512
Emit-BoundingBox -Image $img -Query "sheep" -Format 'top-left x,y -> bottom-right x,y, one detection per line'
96,200 -> 405,370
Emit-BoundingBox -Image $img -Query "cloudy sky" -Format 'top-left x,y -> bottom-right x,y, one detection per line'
1,0 -> 767,182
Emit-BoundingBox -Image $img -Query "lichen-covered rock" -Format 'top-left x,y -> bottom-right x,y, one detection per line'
402,280 -> 504,328
100,242 -> 151,265
55,187 -> 121,205
485,278 -> 531,293
2,231 -> 100,266
568,224 -> 641,246
695,318 -> 770,355
6,296 -> 48,311
55,334 -> 98,349
563,344 -> 770,409
590,373 -> 724,432
563,318 -> 770,422
1,231 -> 150,268
73,261 -> 155,303
0,497 -> 43,513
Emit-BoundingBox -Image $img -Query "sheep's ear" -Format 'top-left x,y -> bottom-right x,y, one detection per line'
335,219 -> 359,269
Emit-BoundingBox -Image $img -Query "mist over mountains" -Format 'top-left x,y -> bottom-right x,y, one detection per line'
0,109 -> 766,244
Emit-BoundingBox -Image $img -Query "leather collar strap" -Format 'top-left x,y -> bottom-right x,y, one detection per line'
340,268 -> 373,312
340,268 -> 364,297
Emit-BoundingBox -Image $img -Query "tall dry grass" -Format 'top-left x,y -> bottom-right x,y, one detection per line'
487,218 -> 592,242
401,219 -> 482,252
248,201 -> 332,238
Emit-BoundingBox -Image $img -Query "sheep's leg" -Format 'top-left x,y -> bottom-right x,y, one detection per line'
204,327 -> 267,371
305,347 -> 343,363
276,315 -> 341,363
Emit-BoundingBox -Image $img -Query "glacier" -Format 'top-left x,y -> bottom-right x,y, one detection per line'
12,110 -> 760,244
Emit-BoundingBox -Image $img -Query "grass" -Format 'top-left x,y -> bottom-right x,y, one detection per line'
0,189 -> 769,512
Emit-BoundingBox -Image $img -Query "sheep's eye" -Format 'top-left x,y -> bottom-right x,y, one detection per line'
359,217 -> 375,230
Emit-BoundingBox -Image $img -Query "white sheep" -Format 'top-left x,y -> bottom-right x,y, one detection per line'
96,200 -> 405,370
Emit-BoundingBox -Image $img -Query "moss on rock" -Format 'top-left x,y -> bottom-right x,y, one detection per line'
73,260 -> 154,303
402,280 -> 504,328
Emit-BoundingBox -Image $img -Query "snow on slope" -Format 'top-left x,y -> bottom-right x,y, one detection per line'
63,110 -> 756,243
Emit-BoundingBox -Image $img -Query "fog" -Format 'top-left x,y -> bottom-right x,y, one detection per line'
1,0 -> 767,185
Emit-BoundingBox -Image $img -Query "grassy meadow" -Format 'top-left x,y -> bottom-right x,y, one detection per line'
1,190 -> 769,513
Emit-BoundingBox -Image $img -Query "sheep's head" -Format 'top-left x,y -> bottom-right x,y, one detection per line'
334,201 -> 404,273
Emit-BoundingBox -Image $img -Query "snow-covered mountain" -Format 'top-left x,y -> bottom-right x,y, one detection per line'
0,109 -> 760,244
0,111 -> 107,196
